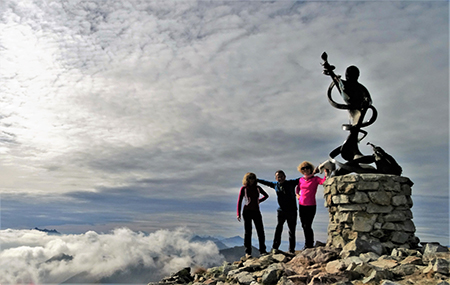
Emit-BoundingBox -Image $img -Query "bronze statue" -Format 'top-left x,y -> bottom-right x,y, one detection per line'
321,52 -> 380,175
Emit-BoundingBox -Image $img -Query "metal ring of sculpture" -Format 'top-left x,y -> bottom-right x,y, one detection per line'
327,80 -> 378,129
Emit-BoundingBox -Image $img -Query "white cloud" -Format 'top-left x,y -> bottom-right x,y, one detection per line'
0,228 -> 223,284
0,0 -> 447,241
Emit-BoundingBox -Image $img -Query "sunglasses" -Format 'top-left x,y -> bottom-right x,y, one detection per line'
301,167 -> 311,171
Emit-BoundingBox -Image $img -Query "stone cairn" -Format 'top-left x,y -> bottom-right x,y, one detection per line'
323,174 -> 420,256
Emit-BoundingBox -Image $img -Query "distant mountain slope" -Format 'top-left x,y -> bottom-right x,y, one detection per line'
33,227 -> 61,235
190,235 -> 228,250
219,246 -> 259,262
219,236 -> 244,248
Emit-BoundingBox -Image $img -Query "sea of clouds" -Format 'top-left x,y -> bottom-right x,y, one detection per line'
0,227 -> 224,284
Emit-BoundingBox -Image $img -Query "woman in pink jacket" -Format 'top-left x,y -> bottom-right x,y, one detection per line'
296,161 -> 328,249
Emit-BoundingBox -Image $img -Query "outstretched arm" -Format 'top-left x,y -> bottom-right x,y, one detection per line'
321,52 -> 344,94
319,169 -> 329,185
257,179 -> 276,189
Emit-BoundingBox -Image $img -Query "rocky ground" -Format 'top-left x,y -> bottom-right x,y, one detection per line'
149,242 -> 449,285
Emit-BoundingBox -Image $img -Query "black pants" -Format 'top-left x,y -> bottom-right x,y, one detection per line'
299,205 -> 317,248
243,209 -> 266,255
273,210 -> 297,252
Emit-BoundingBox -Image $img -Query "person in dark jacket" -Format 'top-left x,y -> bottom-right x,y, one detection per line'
237,172 -> 269,257
258,170 -> 299,254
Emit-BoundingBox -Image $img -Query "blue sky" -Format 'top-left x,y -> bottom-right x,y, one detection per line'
0,0 -> 448,247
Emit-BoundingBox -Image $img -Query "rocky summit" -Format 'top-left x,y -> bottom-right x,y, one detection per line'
148,242 -> 449,285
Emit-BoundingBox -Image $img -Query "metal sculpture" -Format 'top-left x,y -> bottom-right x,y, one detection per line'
321,52 -> 381,175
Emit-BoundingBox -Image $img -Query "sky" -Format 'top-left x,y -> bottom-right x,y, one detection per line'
0,0 -> 449,282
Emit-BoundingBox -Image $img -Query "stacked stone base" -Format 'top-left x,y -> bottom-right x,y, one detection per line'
323,174 -> 420,255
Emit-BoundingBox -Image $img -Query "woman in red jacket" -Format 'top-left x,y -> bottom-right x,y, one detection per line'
237,172 -> 269,257
296,161 -> 328,249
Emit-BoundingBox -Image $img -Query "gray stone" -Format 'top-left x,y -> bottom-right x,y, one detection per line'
323,185 -> 331,195
360,174 -> 384,181
359,252 -> 380,263
399,220 -> 416,232
392,176 -> 413,185
384,210 -> 413,222
381,222 -> 397,231
353,262 -> 374,277
406,196 -> 413,207
352,212 -> 377,232
366,204 -> 393,214
391,248 -> 409,258
276,276 -> 294,285
361,268 -> 394,283
383,180 -> 402,192
381,241 -> 396,253
391,232 -> 410,244
332,194 -> 351,205
341,237 -> 383,256
357,182 -> 380,191
351,191 -> 370,203
370,230 -> 385,239
391,264 -> 417,276
327,223 -> 339,232
325,260 -> 346,274
380,281 -> 402,285
423,243 -> 449,256
262,264 -> 282,285
243,258 -> 263,270
373,222 -> 382,230
235,272 -> 255,285
391,195 -> 408,206
338,204 -> 365,212
335,212 -> 352,224
423,258 -> 449,275
329,235 -> 346,249
400,184 -> 412,195
368,191 -> 392,205
327,184 -> 338,195
343,256 -> 364,266
227,268 -> 245,279
342,184 -> 357,194
369,258 -> 399,269
313,248 -> 339,264
272,254 -> 288,263
341,175 -> 359,182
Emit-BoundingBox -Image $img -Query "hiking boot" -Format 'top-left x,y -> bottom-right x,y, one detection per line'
271,248 -> 282,254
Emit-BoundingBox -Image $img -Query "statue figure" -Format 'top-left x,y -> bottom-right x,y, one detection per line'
321,52 -> 378,175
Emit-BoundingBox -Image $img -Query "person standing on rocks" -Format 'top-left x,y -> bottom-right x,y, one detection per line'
257,170 -> 299,254
237,172 -> 269,257
296,161 -> 328,249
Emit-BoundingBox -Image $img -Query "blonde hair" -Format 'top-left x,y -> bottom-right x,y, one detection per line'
297,161 -> 314,175
242,172 -> 257,186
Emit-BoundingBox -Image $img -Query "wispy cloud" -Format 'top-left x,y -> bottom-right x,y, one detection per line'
0,0 -> 448,242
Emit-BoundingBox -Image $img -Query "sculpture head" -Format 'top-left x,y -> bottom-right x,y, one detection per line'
345,65 -> 360,82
